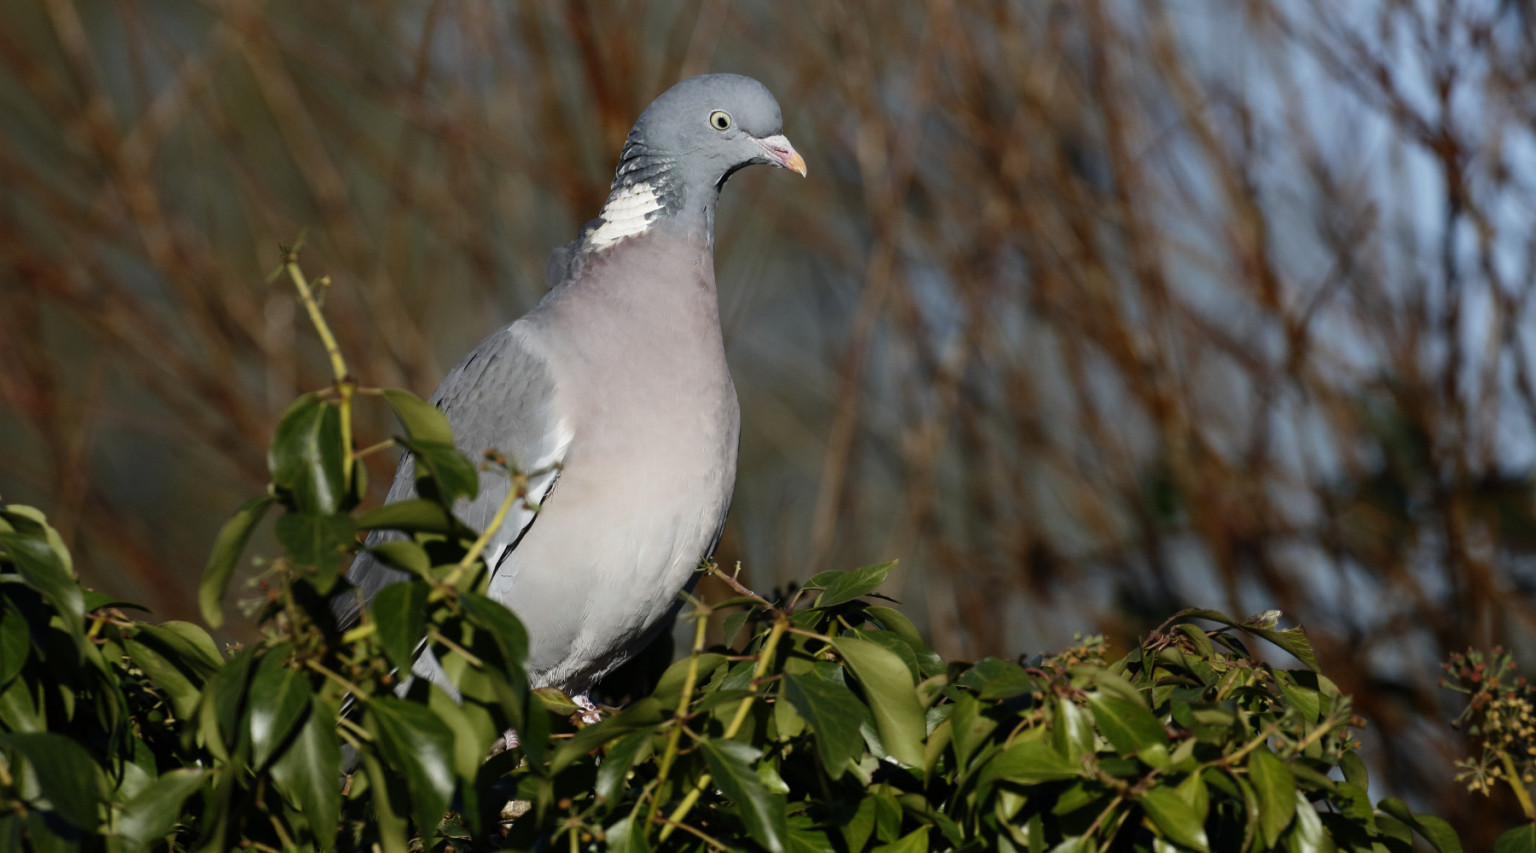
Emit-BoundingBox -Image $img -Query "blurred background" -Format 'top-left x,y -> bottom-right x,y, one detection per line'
2,0 -> 1534,842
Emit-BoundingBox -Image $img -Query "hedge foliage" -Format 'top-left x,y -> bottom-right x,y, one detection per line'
0,251 -> 1507,851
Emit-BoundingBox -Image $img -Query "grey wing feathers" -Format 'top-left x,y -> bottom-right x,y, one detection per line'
334,324 -> 568,629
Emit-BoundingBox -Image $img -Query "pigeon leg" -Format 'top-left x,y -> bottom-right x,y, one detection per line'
573,694 -> 602,725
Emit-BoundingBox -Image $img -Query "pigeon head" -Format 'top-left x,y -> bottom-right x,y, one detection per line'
587,74 -> 805,249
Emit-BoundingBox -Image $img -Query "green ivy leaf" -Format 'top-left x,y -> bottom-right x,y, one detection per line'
195,646 -> 256,762
273,511 -> 355,589
958,657 -> 1034,701
366,696 -> 458,838
116,768 -> 206,851
699,739 -> 787,853
1495,824 -> 1536,853
199,495 -> 273,629
1379,798 -> 1463,853
651,653 -> 727,710
269,697 -> 341,848
0,597 -> 29,689
0,731 -> 101,830
368,539 -> 432,578
383,388 -> 455,445
605,814 -> 653,853
459,592 -> 530,670
1140,786 -> 1211,852
808,561 -> 895,608
355,498 -> 460,535
831,636 -> 927,767
1247,745 -> 1296,848
948,692 -> 998,771
976,735 -> 1082,788
268,394 -> 348,514
124,635 -> 203,721
373,581 -> 429,673
0,526 -> 85,639
1177,608 -> 1319,671
596,728 -> 654,805
782,670 -> 866,778
247,647 -> 311,769
1290,789 -> 1328,853
399,437 -> 478,505
871,828 -> 929,853
1088,692 -> 1169,757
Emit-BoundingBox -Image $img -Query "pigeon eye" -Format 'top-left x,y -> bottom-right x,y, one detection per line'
709,110 -> 733,131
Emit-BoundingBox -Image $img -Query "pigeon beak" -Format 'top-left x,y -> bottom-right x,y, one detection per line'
756,134 -> 807,177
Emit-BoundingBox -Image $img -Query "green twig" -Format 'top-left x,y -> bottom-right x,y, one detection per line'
656,616 -> 788,843
1497,750 -> 1536,820
305,659 -> 369,703
645,608 -> 712,831
280,245 -> 356,493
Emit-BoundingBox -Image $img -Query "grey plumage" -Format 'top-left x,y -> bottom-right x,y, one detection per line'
337,74 -> 804,701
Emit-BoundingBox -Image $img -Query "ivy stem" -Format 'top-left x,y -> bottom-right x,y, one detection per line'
1497,750 -> 1536,820
281,251 -> 355,493
645,608 -> 712,831
707,562 -> 780,615
426,627 -> 483,667
1215,723 -> 1279,769
656,616 -> 788,843
654,818 -> 730,851
305,659 -> 369,702
724,618 -> 787,739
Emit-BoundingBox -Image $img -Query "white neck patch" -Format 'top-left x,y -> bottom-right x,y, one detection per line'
589,182 -> 663,249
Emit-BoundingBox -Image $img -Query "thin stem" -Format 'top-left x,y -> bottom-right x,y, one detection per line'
1080,790 -> 1126,842
724,618 -> 787,740
305,659 -> 369,702
449,467 -> 526,580
1497,750 -> 1536,820
282,254 -> 349,386
282,250 -> 356,493
708,561 -> 779,614
1212,723 -> 1279,770
646,609 -> 712,830
353,438 -> 397,460
653,818 -> 730,851
338,715 -> 372,742
426,626 -> 483,667
657,616 -> 789,843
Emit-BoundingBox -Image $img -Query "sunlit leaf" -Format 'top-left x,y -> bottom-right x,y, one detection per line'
247,647 -> 311,769
831,636 -> 926,767
400,437 -> 478,505
383,388 -> 455,445
270,697 -> 341,848
699,739 -> 787,853
0,526 -> 84,639
1379,798 -> 1463,853
782,670 -> 866,778
274,511 -> 355,591
808,561 -> 895,608
117,769 -> 205,851
366,696 -> 457,837
0,732 -> 101,829
355,498 -> 460,535
268,394 -> 348,514
1140,786 -> 1210,852
1247,745 -> 1296,848
975,735 -> 1082,787
1088,692 -> 1169,757
373,581 -> 429,673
